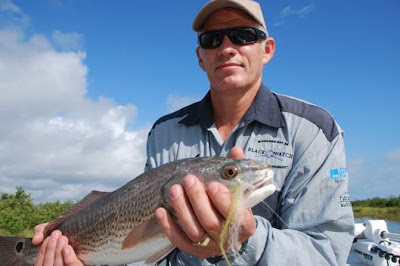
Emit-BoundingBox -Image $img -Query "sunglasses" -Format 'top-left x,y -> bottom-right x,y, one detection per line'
198,27 -> 267,49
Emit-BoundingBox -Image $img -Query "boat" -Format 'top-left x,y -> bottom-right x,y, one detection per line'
347,220 -> 400,265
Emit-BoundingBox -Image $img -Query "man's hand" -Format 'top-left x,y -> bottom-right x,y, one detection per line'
154,147 -> 256,258
32,223 -> 83,266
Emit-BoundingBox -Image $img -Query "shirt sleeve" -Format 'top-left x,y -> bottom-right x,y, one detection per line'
239,128 -> 355,265
144,128 -> 157,172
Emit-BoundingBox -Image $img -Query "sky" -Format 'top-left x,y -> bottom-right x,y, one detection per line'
0,0 -> 399,203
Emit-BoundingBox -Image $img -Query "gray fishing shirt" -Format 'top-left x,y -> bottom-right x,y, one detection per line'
145,85 -> 354,266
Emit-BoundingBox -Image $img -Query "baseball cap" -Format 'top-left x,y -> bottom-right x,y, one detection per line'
192,0 -> 267,32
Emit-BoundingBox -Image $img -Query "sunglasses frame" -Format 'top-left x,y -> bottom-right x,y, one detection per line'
198,26 -> 267,49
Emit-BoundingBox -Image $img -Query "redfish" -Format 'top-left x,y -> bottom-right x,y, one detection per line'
0,157 -> 275,265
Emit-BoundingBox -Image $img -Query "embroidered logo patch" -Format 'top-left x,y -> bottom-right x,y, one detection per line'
339,193 -> 352,207
330,167 -> 348,180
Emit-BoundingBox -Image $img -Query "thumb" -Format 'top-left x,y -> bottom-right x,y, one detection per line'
32,223 -> 47,245
229,146 -> 244,159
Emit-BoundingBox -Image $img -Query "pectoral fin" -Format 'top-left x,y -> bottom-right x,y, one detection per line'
145,243 -> 175,264
122,219 -> 163,249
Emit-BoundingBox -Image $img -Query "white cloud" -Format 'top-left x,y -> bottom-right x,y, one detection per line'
274,4 -> 315,26
0,0 -> 19,12
280,5 -> 315,19
166,94 -> 200,113
0,4 -> 148,203
385,149 -> 400,161
0,29 -> 86,118
52,30 -> 84,51
0,0 -> 29,28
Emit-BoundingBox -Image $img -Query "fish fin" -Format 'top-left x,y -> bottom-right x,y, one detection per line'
0,236 -> 32,266
44,190 -> 109,237
122,219 -> 163,249
145,244 -> 175,264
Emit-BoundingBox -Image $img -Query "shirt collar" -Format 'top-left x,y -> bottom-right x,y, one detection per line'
179,84 -> 286,129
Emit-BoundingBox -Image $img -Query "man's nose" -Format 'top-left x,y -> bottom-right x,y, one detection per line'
217,35 -> 237,55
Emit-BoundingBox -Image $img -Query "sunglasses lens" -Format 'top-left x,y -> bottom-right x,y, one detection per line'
199,31 -> 222,49
229,28 -> 257,44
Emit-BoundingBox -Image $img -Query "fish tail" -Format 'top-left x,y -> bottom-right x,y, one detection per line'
0,236 -> 35,266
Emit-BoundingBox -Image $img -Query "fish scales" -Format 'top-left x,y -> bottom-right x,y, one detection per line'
0,157 -> 274,266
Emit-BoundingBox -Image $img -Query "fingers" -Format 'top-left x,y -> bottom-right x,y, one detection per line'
155,207 -> 193,247
32,223 -> 48,245
206,182 -> 232,218
54,233 -> 67,266
168,182 -> 206,242
155,207 -> 220,258
35,230 -> 61,266
35,230 -> 83,266
35,236 -> 49,266
180,175 -> 224,241
62,245 -> 84,266
207,182 -> 256,242
155,175 -> 225,258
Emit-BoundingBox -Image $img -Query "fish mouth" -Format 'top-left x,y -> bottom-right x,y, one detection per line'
248,168 -> 274,190
243,169 -> 275,208
254,170 -> 273,188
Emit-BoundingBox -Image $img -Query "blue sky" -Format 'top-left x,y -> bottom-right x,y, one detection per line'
0,0 -> 399,202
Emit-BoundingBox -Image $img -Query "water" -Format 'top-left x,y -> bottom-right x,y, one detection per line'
355,217 -> 400,233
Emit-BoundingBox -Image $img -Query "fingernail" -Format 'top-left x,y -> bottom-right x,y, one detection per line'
183,175 -> 195,188
170,185 -> 182,199
208,182 -> 219,194
51,231 -> 59,241
57,237 -> 65,249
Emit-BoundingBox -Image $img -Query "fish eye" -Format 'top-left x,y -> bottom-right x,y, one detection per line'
222,165 -> 238,180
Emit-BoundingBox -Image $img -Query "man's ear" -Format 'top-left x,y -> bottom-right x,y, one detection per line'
196,47 -> 206,71
262,38 -> 276,65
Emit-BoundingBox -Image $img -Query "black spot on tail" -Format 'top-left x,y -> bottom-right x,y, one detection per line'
15,241 -> 24,253
0,236 -> 31,266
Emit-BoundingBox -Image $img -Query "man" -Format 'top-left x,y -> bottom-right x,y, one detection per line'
33,0 -> 354,265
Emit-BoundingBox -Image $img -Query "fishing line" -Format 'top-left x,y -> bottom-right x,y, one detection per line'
259,199 -> 290,229
241,179 -> 290,229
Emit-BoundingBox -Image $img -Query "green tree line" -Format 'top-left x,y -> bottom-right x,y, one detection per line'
0,187 -> 73,236
352,195 -> 400,208
352,195 -> 400,221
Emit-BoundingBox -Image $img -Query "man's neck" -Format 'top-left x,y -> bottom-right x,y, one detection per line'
210,81 -> 260,142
